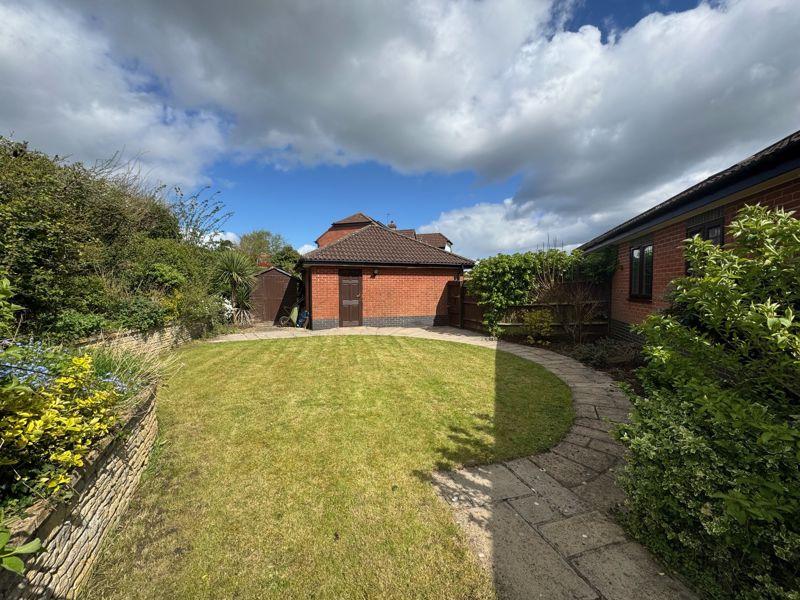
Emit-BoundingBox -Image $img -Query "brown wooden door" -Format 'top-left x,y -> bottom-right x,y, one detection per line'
339,269 -> 362,327
446,280 -> 462,327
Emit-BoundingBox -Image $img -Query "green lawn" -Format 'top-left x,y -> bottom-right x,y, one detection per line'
83,336 -> 572,600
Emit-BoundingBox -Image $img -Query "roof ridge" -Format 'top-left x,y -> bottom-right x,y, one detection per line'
304,223 -> 382,258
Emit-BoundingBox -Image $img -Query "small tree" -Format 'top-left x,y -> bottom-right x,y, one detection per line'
213,250 -> 258,325
270,245 -> 301,273
616,205 -> 800,598
238,230 -> 289,262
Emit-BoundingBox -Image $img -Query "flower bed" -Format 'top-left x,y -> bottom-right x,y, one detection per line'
0,384 -> 157,600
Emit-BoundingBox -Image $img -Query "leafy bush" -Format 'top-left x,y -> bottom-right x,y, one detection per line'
116,296 -> 169,331
0,277 -> 21,338
145,263 -> 187,292
616,205 -> 800,598
1,345 -> 120,511
522,308 -> 554,344
50,309 -> 108,341
467,248 -> 616,335
175,285 -> 226,334
467,250 -> 580,334
0,139 -> 227,340
0,512 -> 43,575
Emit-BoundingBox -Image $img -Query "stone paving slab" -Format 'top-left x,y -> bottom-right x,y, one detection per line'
431,464 -> 531,507
531,451 -> 598,488
573,542 -> 696,600
551,441 -> 618,472
539,511 -> 628,557
572,471 -> 627,513
452,503 -> 598,600
210,325 -> 694,599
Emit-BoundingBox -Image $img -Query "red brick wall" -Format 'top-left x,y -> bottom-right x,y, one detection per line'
308,266 -> 459,324
611,176 -> 800,325
316,224 -> 367,247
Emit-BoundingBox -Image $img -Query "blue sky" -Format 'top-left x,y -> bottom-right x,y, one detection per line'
2,0 -> 797,257
210,0 -> 703,252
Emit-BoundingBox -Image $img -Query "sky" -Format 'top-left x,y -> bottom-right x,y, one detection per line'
1,0 -> 798,258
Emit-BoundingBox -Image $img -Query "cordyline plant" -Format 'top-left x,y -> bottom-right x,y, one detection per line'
616,205 -> 800,599
213,250 -> 258,325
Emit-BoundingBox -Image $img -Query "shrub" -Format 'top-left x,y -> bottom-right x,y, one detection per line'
467,250 -> 580,335
522,308 -> 554,344
0,277 -> 21,338
616,205 -> 800,598
50,309 -> 108,341
116,296 -> 169,332
144,263 -> 187,292
467,248 -> 616,336
175,286 -> 226,335
0,345 -> 120,512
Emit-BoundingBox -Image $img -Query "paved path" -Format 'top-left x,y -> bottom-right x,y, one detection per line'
211,325 -> 694,600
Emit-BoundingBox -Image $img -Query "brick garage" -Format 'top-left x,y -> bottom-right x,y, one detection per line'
581,130 -> 800,337
301,214 -> 472,329
307,266 -> 460,329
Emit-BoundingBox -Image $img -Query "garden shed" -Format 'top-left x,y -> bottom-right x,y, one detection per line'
250,267 -> 301,324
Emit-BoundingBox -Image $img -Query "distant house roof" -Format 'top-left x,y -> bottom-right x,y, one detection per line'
580,129 -> 800,252
302,224 -> 473,267
256,266 -> 299,279
332,212 -> 383,226
393,229 -> 451,249
417,232 -> 451,248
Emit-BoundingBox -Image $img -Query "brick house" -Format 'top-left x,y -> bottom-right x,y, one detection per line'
301,213 -> 473,329
580,129 -> 800,339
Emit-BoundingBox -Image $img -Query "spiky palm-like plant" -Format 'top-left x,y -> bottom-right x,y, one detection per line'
214,250 -> 258,325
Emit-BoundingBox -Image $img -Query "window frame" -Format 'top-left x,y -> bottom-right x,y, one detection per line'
686,217 -> 724,274
629,241 -> 654,300
686,217 -> 724,246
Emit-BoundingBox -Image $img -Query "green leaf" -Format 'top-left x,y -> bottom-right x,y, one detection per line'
10,539 -> 42,555
0,531 -> 9,549
1,555 -> 25,575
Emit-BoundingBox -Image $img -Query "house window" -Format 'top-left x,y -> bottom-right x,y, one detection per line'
686,218 -> 724,273
629,242 -> 653,299
687,218 -> 724,247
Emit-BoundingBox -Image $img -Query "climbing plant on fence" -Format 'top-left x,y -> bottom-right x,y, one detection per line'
616,205 -> 800,599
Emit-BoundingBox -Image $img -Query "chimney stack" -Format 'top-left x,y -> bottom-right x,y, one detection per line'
388,220 -> 397,229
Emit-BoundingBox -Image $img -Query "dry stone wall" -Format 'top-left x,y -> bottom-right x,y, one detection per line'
0,387 -> 158,600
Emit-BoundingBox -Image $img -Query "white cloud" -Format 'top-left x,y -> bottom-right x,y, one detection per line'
0,2 -> 226,186
297,243 -> 317,255
2,0 -> 799,249
218,231 -> 241,245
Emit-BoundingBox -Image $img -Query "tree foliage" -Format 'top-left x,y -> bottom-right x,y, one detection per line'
616,205 -> 800,598
270,245 -> 302,273
238,229 -> 289,262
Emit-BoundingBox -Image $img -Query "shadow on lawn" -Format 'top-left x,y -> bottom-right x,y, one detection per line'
414,345 -> 577,599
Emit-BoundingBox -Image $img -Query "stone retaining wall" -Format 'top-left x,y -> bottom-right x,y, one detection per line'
0,387 -> 158,600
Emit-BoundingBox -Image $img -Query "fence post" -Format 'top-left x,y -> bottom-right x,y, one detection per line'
459,281 -> 464,329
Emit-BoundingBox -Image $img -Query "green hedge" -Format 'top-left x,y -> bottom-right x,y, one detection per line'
616,205 -> 800,598
466,246 -> 616,335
